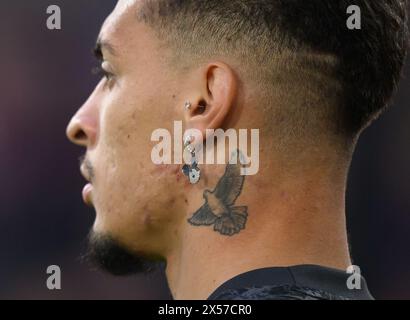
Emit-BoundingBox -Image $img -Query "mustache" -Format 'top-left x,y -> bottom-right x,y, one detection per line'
79,154 -> 95,182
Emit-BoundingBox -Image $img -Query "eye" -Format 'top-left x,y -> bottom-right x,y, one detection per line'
92,62 -> 116,89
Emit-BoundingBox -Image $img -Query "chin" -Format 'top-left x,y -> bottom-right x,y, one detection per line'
84,230 -> 161,276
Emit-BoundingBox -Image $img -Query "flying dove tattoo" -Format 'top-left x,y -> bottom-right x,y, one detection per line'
188,151 -> 248,236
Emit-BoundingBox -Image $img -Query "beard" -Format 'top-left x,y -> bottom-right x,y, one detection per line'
84,231 -> 160,276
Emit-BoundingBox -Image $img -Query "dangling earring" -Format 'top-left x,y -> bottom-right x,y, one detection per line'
182,135 -> 201,184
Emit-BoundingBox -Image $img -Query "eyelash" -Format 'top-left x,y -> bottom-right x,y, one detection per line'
92,66 -> 115,90
92,65 -> 115,86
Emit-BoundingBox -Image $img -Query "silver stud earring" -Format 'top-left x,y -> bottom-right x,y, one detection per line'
182,135 -> 201,184
184,101 -> 192,111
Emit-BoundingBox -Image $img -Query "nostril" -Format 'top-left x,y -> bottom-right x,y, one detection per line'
74,130 -> 87,141
67,118 -> 96,147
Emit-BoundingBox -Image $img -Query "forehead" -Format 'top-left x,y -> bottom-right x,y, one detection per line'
99,0 -> 143,48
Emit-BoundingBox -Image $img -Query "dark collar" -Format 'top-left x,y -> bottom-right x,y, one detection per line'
207,265 -> 374,300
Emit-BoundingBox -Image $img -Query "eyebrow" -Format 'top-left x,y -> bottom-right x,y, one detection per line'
93,38 -> 117,60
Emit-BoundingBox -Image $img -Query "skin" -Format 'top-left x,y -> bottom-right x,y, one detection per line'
67,0 -> 352,300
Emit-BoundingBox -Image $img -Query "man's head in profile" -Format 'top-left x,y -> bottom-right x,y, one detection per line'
66,0 -> 408,299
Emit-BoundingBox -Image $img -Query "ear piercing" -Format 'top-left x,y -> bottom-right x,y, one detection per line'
182,101 -> 201,184
184,101 -> 192,111
182,135 -> 201,184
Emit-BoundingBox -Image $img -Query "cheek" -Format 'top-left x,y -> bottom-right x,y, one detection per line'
97,93 -> 153,173
99,83 -> 172,157
93,137 -> 185,213
93,163 -> 186,247
91,82 -> 186,234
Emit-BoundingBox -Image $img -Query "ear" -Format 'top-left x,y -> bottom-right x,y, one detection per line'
185,62 -> 238,140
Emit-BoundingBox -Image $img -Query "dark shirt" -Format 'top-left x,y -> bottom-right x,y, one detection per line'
207,265 -> 374,300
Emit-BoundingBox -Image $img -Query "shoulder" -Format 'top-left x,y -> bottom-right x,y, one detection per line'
211,285 -> 349,300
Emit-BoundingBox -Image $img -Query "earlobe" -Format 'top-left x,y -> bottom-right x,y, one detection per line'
185,62 -> 238,140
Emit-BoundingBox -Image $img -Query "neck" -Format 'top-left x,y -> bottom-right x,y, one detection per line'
165,155 -> 352,300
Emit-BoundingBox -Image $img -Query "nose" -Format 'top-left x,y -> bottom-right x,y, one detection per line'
66,81 -> 102,148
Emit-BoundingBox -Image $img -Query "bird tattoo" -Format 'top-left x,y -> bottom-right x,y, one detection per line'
188,150 -> 248,236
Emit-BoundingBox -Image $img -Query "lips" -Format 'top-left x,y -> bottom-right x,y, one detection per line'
80,164 -> 93,206
82,183 -> 93,206
80,163 -> 91,183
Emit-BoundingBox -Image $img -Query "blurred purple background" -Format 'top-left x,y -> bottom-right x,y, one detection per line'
0,0 -> 409,299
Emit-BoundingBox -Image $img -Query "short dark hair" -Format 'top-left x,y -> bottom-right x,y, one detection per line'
138,0 -> 408,137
